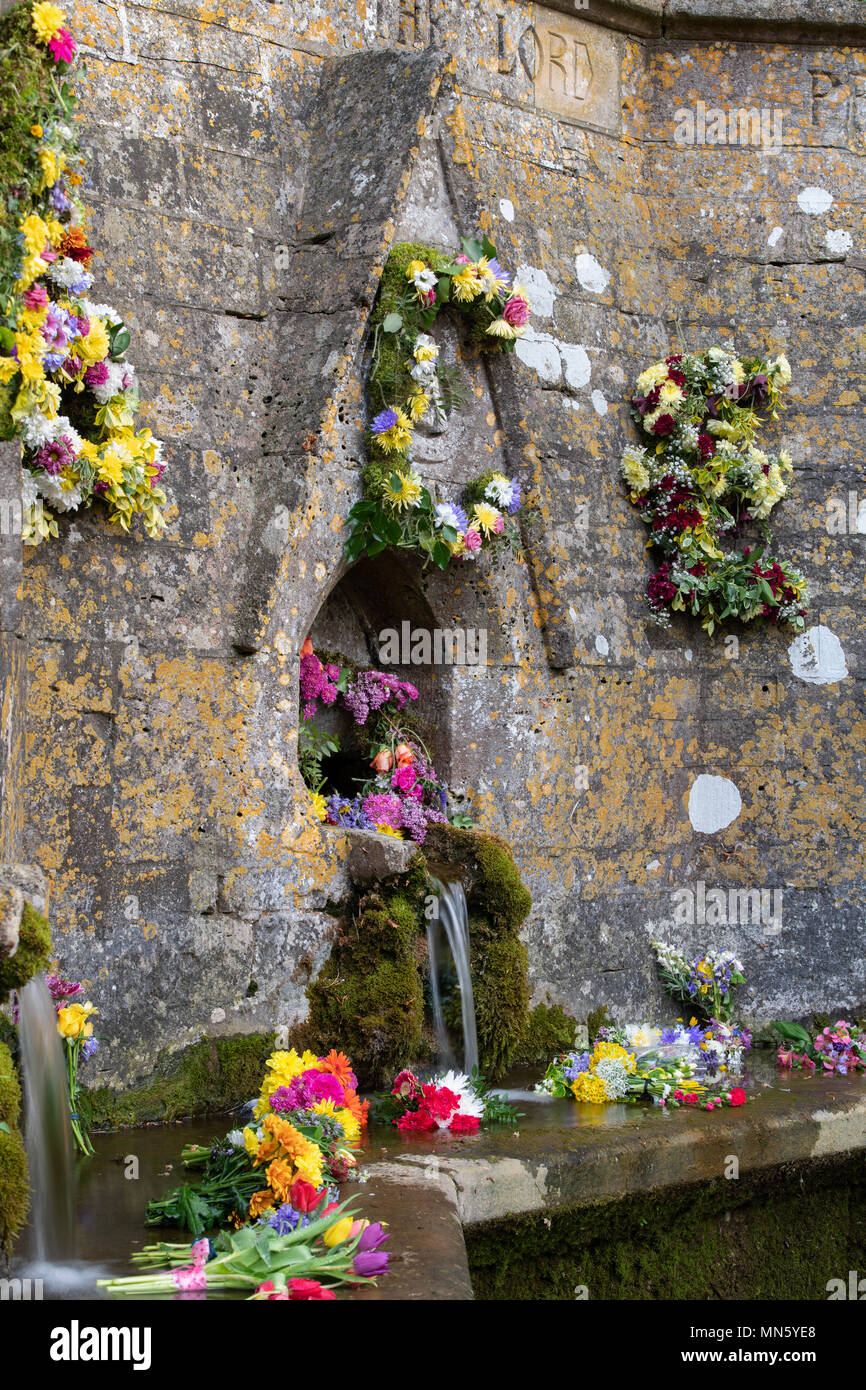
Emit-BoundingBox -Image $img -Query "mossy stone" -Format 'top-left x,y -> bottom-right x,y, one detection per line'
513,1003 -> 578,1067
0,902 -> 52,1004
0,1040 -> 22,1127
471,931 -> 530,1078
0,1126 -> 29,1254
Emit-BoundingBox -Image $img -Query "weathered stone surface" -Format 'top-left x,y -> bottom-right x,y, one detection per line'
0,0 -> 862,1084
345,828 -> 421,883
0,885 -> 23,961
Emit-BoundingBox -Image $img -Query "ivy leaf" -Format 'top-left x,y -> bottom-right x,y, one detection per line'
111,328 -> 130,358
382,312 -> 403,334
461,236 -> 484,262
367,538 -> 388,556
433,540 -> 452,568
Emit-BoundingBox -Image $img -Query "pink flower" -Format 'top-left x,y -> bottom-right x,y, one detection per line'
502,294 -> 530,328
463,528 -> 481,552
391,764 -> 417,793
23,285 -> 48,310
455,253 -> 471,265
493,514 -> 504,534
48,28 -> 76,63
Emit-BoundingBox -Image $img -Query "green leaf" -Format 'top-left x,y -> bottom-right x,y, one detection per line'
433,540 -> 452,568
0,1121 -> 9,1134
382,312 -> 403,334
111,328 -> 130,358
771,1020 -> 813,1049
461,236 -> 484,262
481,234 -> 498,260
367,538 -> 388,556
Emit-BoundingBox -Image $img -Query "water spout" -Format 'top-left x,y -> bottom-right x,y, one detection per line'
428,877 -> 478,1076
19,977 -> 75,1262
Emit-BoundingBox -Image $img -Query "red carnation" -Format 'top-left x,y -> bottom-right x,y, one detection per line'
729,1088 -> 746,1107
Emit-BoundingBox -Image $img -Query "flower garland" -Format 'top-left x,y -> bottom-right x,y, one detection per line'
344,237 -> 532,569
0,1 -> 166,544
299,638 -> 452,844
621,347 -> 808,635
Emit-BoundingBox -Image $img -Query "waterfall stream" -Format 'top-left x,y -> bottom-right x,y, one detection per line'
427,876 -> 478,1076
18,977 -> 75,1262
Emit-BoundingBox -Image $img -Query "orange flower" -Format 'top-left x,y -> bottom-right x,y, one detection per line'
266,1158 -> 296,1203
300,636 -> 314,657
395,742 -> 413,768
254,1133 -> 279,1167
58,226 -> 94,266
265,1113 -> 306,1156
319,1050 -> 356,1088
249,1189 -> 275,1218
341,1088 -> 370,1129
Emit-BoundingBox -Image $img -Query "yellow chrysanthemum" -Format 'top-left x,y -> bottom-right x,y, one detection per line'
486,318 -> 516,338
571,1072 -> 608,1104
475,255 -> 509,300
293,1148 -> 323,1187
249,1189 -> 274,1218
657,380 -> 684,407
590,1041 -> 636,1073
31,2 -> 67,44
77,317 -> 110,367
96,448 -> 126,490
38,148 -> 66,192
621,445 -> 650,496
636,361 -> 669,395
243,1126 -> 260,1157
408,391 -> 429,421
265,1157 -> 296,1203
383,468 -> 422,512
0,358 -> 19,385
335,1107 -> 361,1145
18,213 -> 50,257
471,501 -> 501,537
14,254 -> 49,294
310,791 -> 327,822
374,411 -> 413,454
452,264 -> 481,302
405,258 -> 426,282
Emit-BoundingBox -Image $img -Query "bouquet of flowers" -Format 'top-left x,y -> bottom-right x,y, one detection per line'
45,972 -> 98,1154
0,2 -> 166,543
345,236 -> 532,569
383,1069 -> 484,1133
300,640 -> 452,844
621,347 -> 807,634
538,1019 -> 749,1111
100,1192 -> 391,1300
652,940 -> 746,1022
146,1048 -> 369,1235
773,1019 -> 866,1075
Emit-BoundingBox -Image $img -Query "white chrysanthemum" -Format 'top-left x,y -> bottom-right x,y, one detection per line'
18,410 -> 55,450
413,333 -> 439,365
36,473 -> 82,512
78,299 -> 124,326
89,360 -> 135,405
657,380 -> 685,408
435,502 -> 463,531
413,268 -> 438,294
625,1023 -> 661,1049
484,473 -> 515,508
21,470 -> 40,511
47,257 -> 93,292
768,353 -> 791,385
431,1070 -> 484,1118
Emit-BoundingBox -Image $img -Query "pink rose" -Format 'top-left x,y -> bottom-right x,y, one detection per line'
502,295 -> 530,327
463,528 -> 481,552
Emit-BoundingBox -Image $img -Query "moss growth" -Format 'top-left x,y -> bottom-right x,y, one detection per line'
301,862 -> 429,1088
0,1039 -> 22,1127
79,1031 -> 276,1130
587,1004 -> 612,1047
513,1003 -> 578,1068
0,1125 -> 29,1253
467,1153 -> 866,1300
0,902 -> 52,1004
472,931 -> 530,1078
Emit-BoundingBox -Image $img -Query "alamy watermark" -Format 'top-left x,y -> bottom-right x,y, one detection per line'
826,491 -> 866,536
672,879 -> 783,932
674,101 -> 787,156
377,623 -> 487,667
0,496 -> 43,537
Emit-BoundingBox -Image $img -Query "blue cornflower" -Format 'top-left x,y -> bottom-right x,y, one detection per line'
372,408 -> 399,434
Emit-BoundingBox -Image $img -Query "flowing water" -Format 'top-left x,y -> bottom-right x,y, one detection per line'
18,977 -> 75,1262
427,876 -> 478,1075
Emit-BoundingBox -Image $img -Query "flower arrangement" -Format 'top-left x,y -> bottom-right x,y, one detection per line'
538,1019 -> 749,1111
299,639 -> 452,843
100,1195 -> 391,1300
145,1047 -> 369,1235
344,237 -> 532,569
45,971 -> 98,1154
0,1 -> 166,543
621,347 -> 808,635
374,1067 -> 520,1132
652,940 -> 746,1023
773,1019 -> 866,1075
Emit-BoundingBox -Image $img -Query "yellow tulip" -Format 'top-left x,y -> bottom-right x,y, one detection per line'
323,1216 -> 353,1248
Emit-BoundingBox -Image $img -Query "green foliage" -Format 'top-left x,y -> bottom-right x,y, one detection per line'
513,1003 -> 578,1067
587,1004 -> 612,1048
298,721 -> 340,794
0,1040 -> 22,1127
145,1142 -> 261,1236
79,1032 -> 276,1130
471,931 -> 530,1078
0,1123 -> 29,1253
0,902 -> 52,1003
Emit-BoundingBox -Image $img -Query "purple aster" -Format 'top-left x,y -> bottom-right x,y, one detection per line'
371,408 -> 399,434
487,257 -> 511,289
507,478 -> 522,514
81,1038 -> 99,1061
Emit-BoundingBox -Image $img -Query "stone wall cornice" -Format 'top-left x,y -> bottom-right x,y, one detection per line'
535,0 -> 866,45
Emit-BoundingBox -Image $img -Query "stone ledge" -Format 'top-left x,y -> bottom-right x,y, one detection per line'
359,1070 -> 866,1228
537,0 -> 866,42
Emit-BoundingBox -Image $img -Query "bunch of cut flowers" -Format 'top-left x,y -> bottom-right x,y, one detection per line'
773,1019 -> 866,1075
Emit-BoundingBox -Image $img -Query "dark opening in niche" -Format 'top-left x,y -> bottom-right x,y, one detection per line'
301,550 -> 453,809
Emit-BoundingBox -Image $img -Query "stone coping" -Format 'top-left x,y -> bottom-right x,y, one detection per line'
539,0 -> 866,43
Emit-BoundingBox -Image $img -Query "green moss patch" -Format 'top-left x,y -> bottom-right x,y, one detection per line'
79,1031 -> 276,1130
0,902 -> 52,1004
466,1153 -> 866,1300
0,1124 -> 29,1254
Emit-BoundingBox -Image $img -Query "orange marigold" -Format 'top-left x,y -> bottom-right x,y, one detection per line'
58,226 -> 95,266
264,1113 -> 306,1156
249,1189 -> 275,1218
266,1157 -> 295,1203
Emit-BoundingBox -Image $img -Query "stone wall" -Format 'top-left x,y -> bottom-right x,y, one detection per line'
11,0 -> 865,1084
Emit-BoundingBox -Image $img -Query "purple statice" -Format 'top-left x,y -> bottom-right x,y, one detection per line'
371,408 -> 399,434
324,794 -> 371,829
563,1051 -> 591,1080
396,795 -> 429,844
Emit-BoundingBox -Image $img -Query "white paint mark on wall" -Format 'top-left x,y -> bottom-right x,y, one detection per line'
684,649 -> 693,662
767,225 -> 785,247
594,634 -> 609,656
560,343 -> 591,389
499,198 -> 515,222
514,327 -> 561,383
591,389 -> 608,416
574,252 -> 610,294
797,186 -> 834,215
825,228 -> 853,255
514,264 -> 558,317
688,775 -> 742,834
787,625 -> 849,685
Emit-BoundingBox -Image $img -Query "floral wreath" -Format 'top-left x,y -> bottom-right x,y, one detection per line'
344,237 -> 532,569
620,346 -> 808,635
0,1 -> 166,544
